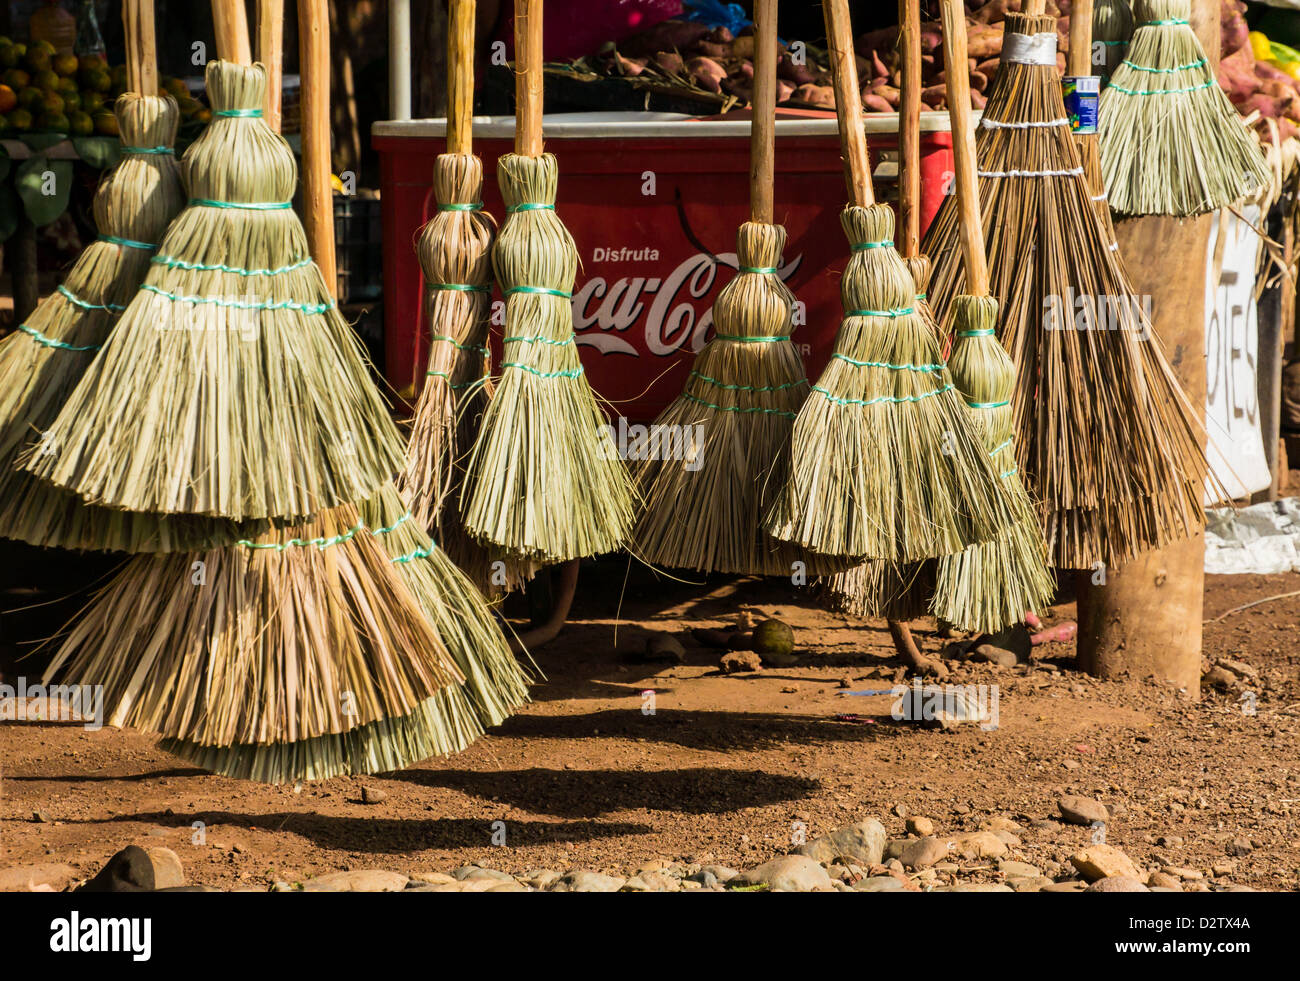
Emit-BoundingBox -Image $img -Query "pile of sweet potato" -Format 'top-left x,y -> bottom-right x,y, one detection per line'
1219,0 -> 1300,143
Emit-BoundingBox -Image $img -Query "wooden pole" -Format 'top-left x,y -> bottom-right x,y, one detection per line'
940,0 -> 989,299
1067,0 -> 1093,77
447,0 -> 475,155
212,0 -> 252,64
514,0 -> 543,157
749,0 -> 777,223
299,0 -> 336,297
897,0 -> 921,256
1076,0 -> 1218,697
822,0 -> 873,207
257,0 -> 285,132
123,0 -> 158,97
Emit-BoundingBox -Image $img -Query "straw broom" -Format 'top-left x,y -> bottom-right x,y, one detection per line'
923,5 -> 1209,570
632,0 -> 833,577
459,0 -> 635,563
1071,2 -> 1122,250
931,0 -> 1054,634
1094,0 -> 1134,80
822,0 -> 938,617
0,1 -> 190,550
397,0 -> 530,591
23,59 -> 404,524
766,0 -> 1011,566
1099,0 -> 1270,216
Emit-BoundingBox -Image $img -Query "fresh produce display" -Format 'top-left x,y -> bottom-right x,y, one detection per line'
0,34 -> 209,137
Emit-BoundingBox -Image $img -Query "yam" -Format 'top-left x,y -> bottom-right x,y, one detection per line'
778,51 -> 817,86
685,56 -> 726,93
651,50 -> 684,76
792,83 -> 835,108
967,23 -> 1003,62
776,78 -> 795,103
863,93 -> 894,113
971,0 -> 1015,25
1221,0 -> 1250,57
622,20 -> 711,58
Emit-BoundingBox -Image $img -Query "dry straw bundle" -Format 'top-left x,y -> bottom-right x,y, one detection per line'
635,0 -> 826,576
0,92 -> 185,548
767,0 -> 1011,566
45,504 -> 466,784
1093,0 -> 1134,80
1099,0 -> 1270,216
460,1 -> 635,563
25,60 -> 404,524
923,10 -> 1208,569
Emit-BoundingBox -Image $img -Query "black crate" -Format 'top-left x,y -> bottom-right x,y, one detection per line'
334,191 -> 383,303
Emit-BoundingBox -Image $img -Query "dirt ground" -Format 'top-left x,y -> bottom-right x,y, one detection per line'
1,559 -> 1298,891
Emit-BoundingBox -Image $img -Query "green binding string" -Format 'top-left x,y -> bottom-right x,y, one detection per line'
715,334 -> 788,343
1144,19 -> 1189,26
503,333 -> 574,345
916,292 -> 927,301
57,285 -> 125,313
966,398 -> 1011,409
237,523 -> 364,550
957,328 -> 995,337
430,333 -> 489,355
504,285 -> 572,299
847,306 -> 915,318
833,353 -> 943,373
369,513 -> 412,536
438,202 -> 483,211
215,108 -> 264,117
100,234 -> 157,251
681,392 -> 797,419
141,284 -> 335,314
122,145 -> 174,155
18,324 -> 100,352
851,240 -> 893,251
999,466 -> 1018,479
426,368 -> 488,390
190,198 -> 293,210
506,203 -> 555,213
502,362 -> 584,379
812,382 -> 954,407
1120,57 -> 1207,73
1107,78 -> 1214,96
740,265 -> 778,274
153,254 -> 312,277
689,369 -> 805,393
429,282 -> 491,293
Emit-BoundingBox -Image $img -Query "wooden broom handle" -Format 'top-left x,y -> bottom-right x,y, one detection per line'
822,0 -> 873,207
257,0 -> 284,132
898,0 -> 922,256
299,0 -> 336,297
448,0 -> 476,154
940,0 -> 989,297
1068,0 -> 1094,76
514,0 -> 543,156
1024,0 -> 1048,16
213,0 -> 252,64
124,0 -> 158,97
747,0 -> 777,223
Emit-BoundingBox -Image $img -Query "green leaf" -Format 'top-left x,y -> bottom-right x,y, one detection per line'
20,133 -> 66,153
15,156 -> 73,227
72,136 -> 121,170
0,181 -> 18,243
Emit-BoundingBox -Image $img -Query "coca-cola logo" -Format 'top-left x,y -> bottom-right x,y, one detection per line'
573,252 -> 803,356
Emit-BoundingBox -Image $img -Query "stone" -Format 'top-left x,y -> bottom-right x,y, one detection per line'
644,632 -> 686,663
899,837 -> 951,870
1009,876 -> 1054,892
622,872 -> 679,892
720,651 -> 762,674
359,786 -> 388,805
1216,657 -> 1257,678
998,860 -> 1041,879
1163,866 -> 1203,881
523,869 -> 560,889
0,862 -> 79,892
144,846 -> 184,889
301,870 -> 408,892
1041,880 -> 1088,892
408,871 -> 458,886
1225,837 -> 1252,857
1201,666 -> 1236,690
76,846 -> 155,892
486,881 -> 529,892
991,830 -> 1022,847
729,855 -> 833,892
883,838 -> 908,861
550,870 -> 625,893
795,818 -> 886,867
934,883 -> 1014,893
1070,844 -> 1142,883
686,870 -> 717,888
1211,862 -> 1236,878
948,831 -> 1008,860
1057,795 -> 1109,826
905,816 -> 934,837
1147,872 -> 1182,891
971,644 -> 1018,668
1085,876 -> 1149,892
32,810 -> 52,823
982,816 -> 1022,833
698,864 -> 738,883
854,876 -> 907,892
455,866 -> 514,883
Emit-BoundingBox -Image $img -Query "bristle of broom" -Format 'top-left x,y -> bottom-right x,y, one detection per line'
23,60 -> 405,523
767,203 -> 1011,563
359,482 -> 533,730
460,152 -> 637,562
1093,0 -> 1134,80
634,221 -> 841,575
923,11 -> 1210,569
42,503 -> 465,751
0,93 -> 185,549
933,295 -> 1055,633
1099,0 -> 1270,216
1074,132 -> 1119,245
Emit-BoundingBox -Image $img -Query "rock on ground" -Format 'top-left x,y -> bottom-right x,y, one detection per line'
301,870 -> 408,892
1070,844 -> 1142,882
1057,795 -> 1109,826
729,855 -> 833,892
795,819 -> 886,867
0,863 -> 80,893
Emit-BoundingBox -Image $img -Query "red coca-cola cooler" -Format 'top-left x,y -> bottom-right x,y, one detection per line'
373,111 -> 957,422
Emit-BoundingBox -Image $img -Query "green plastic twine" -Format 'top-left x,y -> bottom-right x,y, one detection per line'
438,202 -> 483,211
100,234 -> 157,251
715,334 -> 788,343
506,203 -> 555,213
503,334 -> 574,346
812,382 -> 954,407
429,282 -> 491,293
190,198 -> 293,210
740,265 -> 778,274
504,285 -> 572,299
426,369 -> 488,390
122,145 -> 174,155
430,333 -> 489,355
957,328 -> 996,337
215,108 -> 264,117
141,284 -> 334,314
689,370 -> 805,393
18,324 -> 100,352
966,398 -> 1011,409
237,523 -> 363,550
502,363 -> 584,379
57,285 -> 125,313
847,306 -> 915,318
1144,19 -> 1189,26
851,240 -> 894,251
1107,78 -> 1215,95
1120,57 -> 1207,73
833,353 -> 943,372
152,255 -> 312,277
681,392 -> 797,419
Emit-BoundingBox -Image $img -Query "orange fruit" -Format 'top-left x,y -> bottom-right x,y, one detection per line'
2,67 -> 29,89
0,83 -> 15,113
92,110 -> 117,136
53,53 -> 78,77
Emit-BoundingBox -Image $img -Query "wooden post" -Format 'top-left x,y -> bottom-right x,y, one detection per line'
514,0 -> 544,157
749,0 -> 777,224
822,0 -> 873,208
123,0 -> 158,97
299,0 -> 336,297
1076,0 -> 1221,697
212,0 -> 252,64
257,0 -> 285,132
12,217 -> 38,325
446,0 -> 475,156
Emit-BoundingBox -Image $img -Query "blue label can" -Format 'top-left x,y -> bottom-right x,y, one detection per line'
1063,75 -> 1101,134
